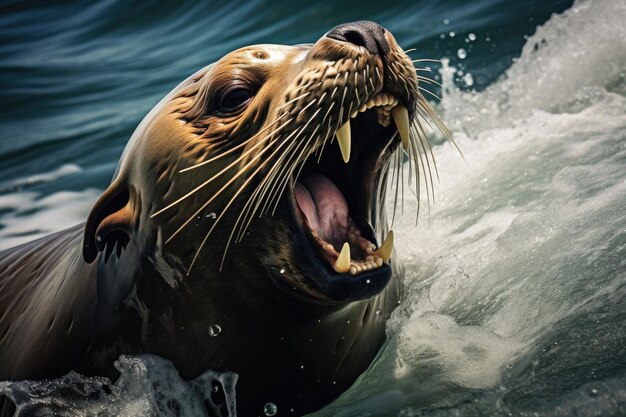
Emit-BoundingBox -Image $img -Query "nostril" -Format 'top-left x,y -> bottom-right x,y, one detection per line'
326,21 -> 390,56
343,30 -> 367,49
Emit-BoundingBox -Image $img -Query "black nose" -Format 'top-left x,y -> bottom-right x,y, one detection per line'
326,21 -> 390,55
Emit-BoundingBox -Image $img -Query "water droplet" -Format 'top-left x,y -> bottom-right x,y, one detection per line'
264,402 -> 278,416
206,212 -> 216,219
463,73 -> 474,87
96,235 -> 102,242
443,18 -> 450,25
366,279 -> 371,284
457,48 -> 467,59
300,365 -> 304,369
449,31 -> 455,37
346,320 -> 350,324
589,388 -> 599,397
439,33 -> 445,39
208,324 -> 221,337
468,33 -> 477,41
279,268 -> 285,274
376,309 -> 382,316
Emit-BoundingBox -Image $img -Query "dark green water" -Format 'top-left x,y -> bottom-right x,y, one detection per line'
2,0 -> 626,416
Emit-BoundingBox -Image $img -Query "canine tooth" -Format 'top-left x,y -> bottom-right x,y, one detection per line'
391,106 -> 410,150
373,230 -> 394,263
336,121 -> 351,163
335,242 -> 351,273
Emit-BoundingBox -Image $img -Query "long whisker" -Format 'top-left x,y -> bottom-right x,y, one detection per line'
188,129 -> 301,273
411,58 -> 441,64
418,86 -> 442,101
151,119 -> 293,218
180,113 -> 288,172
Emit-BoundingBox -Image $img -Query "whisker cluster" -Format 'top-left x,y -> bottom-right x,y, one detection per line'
152,51 -> 458,274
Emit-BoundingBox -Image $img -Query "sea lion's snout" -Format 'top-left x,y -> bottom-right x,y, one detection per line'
326,21 -> 390,56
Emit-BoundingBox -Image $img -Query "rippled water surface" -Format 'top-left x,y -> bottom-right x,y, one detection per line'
2,0 -> 625,416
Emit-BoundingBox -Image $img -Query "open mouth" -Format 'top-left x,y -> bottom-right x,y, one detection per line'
286,92 -> 411,299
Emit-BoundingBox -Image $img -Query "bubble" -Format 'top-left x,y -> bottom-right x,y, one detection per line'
449,31 -> 456,37
443,19 -> 449,25
376,309 -> 382,316
366,279 -> 371,284
208,324 -> 221,337
457,48 -> 467,59
468,33 -> 477,41
264,402 -> 278,416
279,268 -> 285,274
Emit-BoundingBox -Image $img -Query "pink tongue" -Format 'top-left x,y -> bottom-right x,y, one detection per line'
294,174 -> 349,248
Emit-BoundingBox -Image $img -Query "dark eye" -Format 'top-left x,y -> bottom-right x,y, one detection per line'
217,87 -> 253,114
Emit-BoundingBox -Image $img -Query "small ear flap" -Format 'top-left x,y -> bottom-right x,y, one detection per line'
83,181 -> 135,263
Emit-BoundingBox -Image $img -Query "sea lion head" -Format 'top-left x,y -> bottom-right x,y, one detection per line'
82,21 -> 447,307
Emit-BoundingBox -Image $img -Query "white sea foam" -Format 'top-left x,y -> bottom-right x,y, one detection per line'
0,188 -> 100,250
0,164 -> 82,193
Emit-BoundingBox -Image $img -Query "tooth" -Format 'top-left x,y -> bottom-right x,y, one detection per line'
373,230 -> 394,263
391,106 -> 410,151
335,242 -> 351,273
336,121 -> 351,163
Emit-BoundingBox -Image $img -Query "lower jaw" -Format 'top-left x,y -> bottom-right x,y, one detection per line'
279,208 -> 393,303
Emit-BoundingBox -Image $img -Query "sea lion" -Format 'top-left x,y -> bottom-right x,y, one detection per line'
0,21 -> 448,416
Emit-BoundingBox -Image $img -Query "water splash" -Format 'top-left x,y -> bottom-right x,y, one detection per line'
0,355 -> 238,417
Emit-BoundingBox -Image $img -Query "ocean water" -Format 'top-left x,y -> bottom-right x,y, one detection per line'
1,0 -> 625,416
